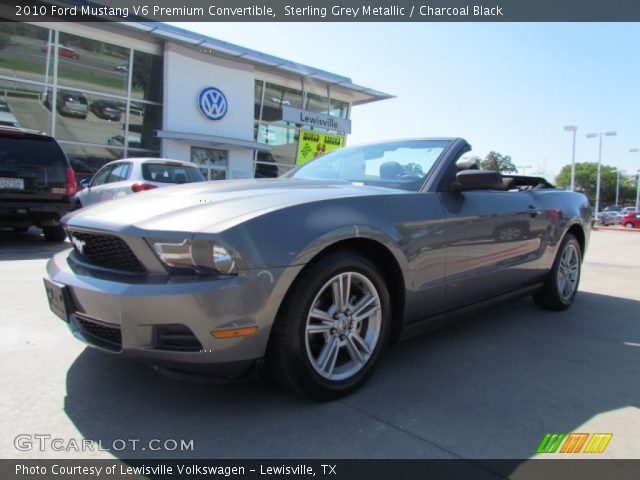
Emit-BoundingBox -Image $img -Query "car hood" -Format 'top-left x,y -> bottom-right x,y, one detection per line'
64,178 -> 405,235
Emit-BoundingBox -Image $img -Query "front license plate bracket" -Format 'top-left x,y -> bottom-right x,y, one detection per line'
43,278 -> 71,322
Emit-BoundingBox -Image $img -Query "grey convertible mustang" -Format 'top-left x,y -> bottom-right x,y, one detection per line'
44,138 -> 591,399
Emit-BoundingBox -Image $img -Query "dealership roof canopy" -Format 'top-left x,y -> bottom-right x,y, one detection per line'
38,0 -> 394,106
124,22 -> 393,106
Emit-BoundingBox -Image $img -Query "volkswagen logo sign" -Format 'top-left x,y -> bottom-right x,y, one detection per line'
198,87 -> 228,120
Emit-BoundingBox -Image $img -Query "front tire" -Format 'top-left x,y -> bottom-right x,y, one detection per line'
533,233 -> 582,311
625,222 -> 634,229
268,252 -> 391,400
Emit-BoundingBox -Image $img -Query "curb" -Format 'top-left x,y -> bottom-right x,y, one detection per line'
593,226 -> 640,232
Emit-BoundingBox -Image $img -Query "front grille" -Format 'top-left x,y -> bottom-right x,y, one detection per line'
75,314 -> 122,351
67,229 -> 145,273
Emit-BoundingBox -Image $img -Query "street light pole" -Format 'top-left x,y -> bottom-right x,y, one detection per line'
630,149 -> 639,211
564,125 -> 577,191
615,169 -> 622,206
517,165 -> 532,175
586,131 -> 617,220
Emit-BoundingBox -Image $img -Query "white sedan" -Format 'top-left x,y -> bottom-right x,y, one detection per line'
74,158 -> 205,208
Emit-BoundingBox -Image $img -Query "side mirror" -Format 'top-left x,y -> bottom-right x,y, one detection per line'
453,170 -> 504,191
80,179 -> 91,188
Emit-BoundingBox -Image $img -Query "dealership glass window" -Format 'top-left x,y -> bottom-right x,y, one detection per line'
254,122 -> 298,167
131,50 -> 163,103
86,93 -> 125,123
0,25 -> 163,174
60,144 -> 123,174
254,151 -> 278,178
55,93 -> 161,153
256,122 -> 296,146
254,150 -> 295,178
190,146 -> 228,180
328,98 -> 349,119
125,148 -> 160,159
254,79 -> 263,121
261,83 -> 302,122
0,23 -> 53,83
0,79 -> 51,134
305,92 -> 331,115
129,102 -> 162,152
303,93 -> 349,119
53,88 -> 89,142
57,32 -> 129,97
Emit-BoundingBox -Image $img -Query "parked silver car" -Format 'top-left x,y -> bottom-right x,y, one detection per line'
57,91 -> 88,118
44,138 -> 591,399
596,211 -> 623,225
74,158 -> 205,208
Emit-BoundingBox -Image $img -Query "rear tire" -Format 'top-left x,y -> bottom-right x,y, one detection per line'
43,225 -> 66,242
533,233 -> 581,311
268,252 -> 391,400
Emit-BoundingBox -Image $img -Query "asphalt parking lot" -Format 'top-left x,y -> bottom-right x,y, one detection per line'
1,228 -> 638,463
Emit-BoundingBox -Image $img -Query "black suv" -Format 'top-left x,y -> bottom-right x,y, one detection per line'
0,126 -> 76,241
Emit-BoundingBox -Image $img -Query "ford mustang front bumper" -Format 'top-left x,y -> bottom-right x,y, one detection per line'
44,248 -> 302,380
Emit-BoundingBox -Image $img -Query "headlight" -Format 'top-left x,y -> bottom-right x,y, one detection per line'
212,244 -> 236,274
148,238 -> 238,275
151,239 -> 194,270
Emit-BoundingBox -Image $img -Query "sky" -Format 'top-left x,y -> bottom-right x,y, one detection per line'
169,22 -> 640,182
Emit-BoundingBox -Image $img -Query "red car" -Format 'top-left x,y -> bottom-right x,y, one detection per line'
621,212 -> 640,229
41,44 -> 80,60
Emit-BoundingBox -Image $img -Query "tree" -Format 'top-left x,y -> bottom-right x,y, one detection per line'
480,151 -> 517,173
555,162 -> 636,206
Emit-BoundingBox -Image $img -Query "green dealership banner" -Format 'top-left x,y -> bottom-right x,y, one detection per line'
296,129 -> 345,165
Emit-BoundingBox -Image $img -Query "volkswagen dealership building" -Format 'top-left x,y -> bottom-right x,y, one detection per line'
0,13 -> 392,180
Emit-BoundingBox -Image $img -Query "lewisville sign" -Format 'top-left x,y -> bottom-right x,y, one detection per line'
282,106 -> 351,134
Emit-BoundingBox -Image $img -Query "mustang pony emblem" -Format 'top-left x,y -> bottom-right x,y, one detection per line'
70,235 -> 86,254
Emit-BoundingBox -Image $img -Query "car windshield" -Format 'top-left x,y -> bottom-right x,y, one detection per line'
288,139 -> 451,191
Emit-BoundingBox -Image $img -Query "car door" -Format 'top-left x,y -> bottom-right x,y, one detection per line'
392,191 -> 449,324
82,162 -> 132,206
95,162 -> 132,203
80,164 -> 114,206
439,188 -> 549,310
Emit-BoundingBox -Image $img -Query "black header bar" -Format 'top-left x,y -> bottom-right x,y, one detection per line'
2,0 -> 640,22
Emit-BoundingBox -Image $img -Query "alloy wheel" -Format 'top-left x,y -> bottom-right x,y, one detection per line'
304,271 -> 382,381
557,243 -> 580,302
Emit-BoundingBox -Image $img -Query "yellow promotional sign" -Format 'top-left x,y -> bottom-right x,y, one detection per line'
296,129 -> 345,165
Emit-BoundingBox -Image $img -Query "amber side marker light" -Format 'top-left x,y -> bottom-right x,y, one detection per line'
211,326 -> 258,339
